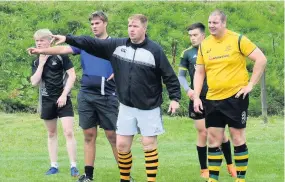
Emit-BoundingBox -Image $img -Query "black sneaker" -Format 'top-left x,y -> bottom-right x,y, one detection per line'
77,174 -> 93,182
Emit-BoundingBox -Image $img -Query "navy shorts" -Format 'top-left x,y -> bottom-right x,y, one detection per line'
77,91 -> 118,130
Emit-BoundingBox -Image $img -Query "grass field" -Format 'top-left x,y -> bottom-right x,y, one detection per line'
0,113 -> 283,182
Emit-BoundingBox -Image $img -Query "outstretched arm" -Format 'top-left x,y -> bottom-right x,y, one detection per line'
51,34 -> 114,60
29,34 -> 115,60
28,46 -> 74,56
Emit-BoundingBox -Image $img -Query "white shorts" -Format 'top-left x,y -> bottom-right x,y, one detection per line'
116,103 -> 165,136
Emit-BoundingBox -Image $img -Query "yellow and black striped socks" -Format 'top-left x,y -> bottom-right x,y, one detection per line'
234,144 -> 248,181
208,147 -> 223,182
118,151 -> 132,182
144,148 -> 159,182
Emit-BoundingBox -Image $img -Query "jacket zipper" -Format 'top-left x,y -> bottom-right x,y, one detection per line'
128,49 -> 137,104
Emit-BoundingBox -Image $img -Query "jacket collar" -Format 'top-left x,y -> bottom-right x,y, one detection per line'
127,35 -> 148,49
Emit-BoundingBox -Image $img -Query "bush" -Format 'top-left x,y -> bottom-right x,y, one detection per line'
0,1 -> 283,116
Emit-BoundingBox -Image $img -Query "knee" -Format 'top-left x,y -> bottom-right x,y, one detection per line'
197,128 -> 208,138
230,129 -> 246,146
47,130 -> 57,139
207,132 -> 223,147
116,141 -> 130,153
84,131 -> 96,143
64,129 -> 74,139
106,132 -> 116,146
231,135 -> 245,146
141,137 -> 157,151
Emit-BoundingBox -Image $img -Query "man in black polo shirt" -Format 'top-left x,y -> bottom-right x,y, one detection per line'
30,29 -> 79,177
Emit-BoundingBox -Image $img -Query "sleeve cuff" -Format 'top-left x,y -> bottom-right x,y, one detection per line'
172,98 -> 180,103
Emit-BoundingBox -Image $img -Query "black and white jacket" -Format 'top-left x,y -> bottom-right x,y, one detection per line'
66,35 -> 181,110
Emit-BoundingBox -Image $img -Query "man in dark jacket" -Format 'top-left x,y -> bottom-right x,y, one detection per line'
29,14 -> 181,182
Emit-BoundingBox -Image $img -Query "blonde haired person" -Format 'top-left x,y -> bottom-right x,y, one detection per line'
30,11 -> 131,182
30,29 -> 79,176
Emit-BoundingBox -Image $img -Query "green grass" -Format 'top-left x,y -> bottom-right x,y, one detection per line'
0,113 -> 283,182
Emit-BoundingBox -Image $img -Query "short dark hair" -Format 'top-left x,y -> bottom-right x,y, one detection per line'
187,22 -> 205,33
89,11 -> 108,22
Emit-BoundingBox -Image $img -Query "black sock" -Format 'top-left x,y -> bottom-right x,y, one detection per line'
85,166 -> 94,179
197,146 -> 207,169
221,140 -> 233,165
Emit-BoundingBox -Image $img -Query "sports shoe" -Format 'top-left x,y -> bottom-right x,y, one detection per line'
200,169 -> 209,179
130,176 -> 135,182
71,167 -> 80,177
77,174 -> 93,182
227,164 -> 237,177
45,167 -> 59,175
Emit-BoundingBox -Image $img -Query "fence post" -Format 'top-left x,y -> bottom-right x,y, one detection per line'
260,71 -> 268,123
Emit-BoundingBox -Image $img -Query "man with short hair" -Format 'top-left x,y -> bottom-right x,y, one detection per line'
30,29 -> 79,177
193,10 -> 267,182
30,11 -> 122,182
178,22 -> 236,180
29,14 -> 181,182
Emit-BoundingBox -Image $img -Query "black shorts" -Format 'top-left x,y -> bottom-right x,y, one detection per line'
77,91 -> 119,130
205,94 -> 249,129
189,96 -> 206,120
41,96 -> 74,120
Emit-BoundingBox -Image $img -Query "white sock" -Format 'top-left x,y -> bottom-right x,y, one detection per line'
51,162 -> 58,168
70,162 -> 77,168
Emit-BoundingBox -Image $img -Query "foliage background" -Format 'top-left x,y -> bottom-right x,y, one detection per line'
0,1 -> 283,116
